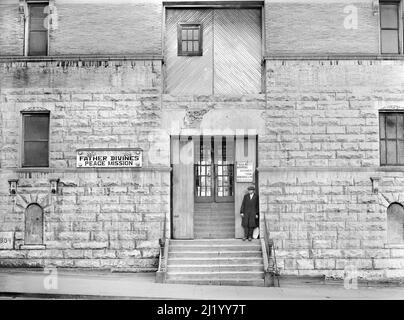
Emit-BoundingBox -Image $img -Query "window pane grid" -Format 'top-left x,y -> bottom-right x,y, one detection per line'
28,3 -> 48,56
23,114 -> 49,167
178,24 -> 202,56
380,113 -> 404,165
380,3 -> 400,54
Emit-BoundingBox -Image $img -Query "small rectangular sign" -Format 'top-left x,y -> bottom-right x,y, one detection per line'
0,232 -> 14,250
236,161 -> 254,183
77,149 -> 143,168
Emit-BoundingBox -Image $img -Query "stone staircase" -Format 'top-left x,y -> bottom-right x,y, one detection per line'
165,239 -> 265,286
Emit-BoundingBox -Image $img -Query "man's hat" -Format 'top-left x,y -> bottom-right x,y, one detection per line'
247,185 -> 255,191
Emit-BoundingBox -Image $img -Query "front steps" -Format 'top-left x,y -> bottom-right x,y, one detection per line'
165,239 -> 265,286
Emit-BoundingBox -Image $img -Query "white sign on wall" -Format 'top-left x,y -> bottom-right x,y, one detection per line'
0,232 -> 14,250
236,161 -> 254,183
77,149 -> 143,168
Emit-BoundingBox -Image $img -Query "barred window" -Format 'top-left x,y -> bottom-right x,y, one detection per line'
22,112 -> 50,167
177,24 -> 202,56
380,112 -> 404,165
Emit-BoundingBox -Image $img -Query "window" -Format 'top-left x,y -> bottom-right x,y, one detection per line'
22,112 -> 50,167
177,24 -> 202,56
379,112 -> 404,165
380,1 -> 401,54
27,2 -> 49,56
387,203 -> 404,244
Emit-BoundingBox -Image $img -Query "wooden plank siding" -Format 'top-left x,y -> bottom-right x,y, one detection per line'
171,137 -> 195,239
213,9 -> 262,94
165,8 -> 262,95
165,9 -> 214,95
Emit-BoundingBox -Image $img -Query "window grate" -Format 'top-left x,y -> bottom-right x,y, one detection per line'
380,112 -> 404,165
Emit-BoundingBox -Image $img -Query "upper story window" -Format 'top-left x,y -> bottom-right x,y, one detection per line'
22,112 -> 50,167
380,1 -> 402,54
379,112 -> 404,165
27,2 -> 49,56
177,24 -> 202,56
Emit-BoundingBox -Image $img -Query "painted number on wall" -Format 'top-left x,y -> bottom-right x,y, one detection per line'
0,232 -> 14,250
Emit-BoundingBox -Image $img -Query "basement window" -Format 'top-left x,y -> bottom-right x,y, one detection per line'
22,112 -> 50,167
177,24 -> 203,56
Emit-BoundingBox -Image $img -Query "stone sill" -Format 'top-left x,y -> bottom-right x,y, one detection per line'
0,55 -> 164,63
19,245 -> 46,250
257,166 -> 404,172
377,166 -> 404,172
6,167 -> 172,173
264,54 -> 404,61
384,244 -> 404,249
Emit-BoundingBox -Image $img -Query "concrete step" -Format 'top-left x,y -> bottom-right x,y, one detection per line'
169,251 -> 263,258
170,239 -> 260,245
168,257 -> 264,265
194,224 -> 234,228
194,224 -> 234,229
193,228 -> 235,233
166,271 -> 264,280
169,245 -> 261,252
193,233 -> 235,239
167,265 -> 264,272
165,279 -> 265,286
194,218 -> 235,223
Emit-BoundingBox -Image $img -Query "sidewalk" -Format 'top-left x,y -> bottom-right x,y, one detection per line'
0,269 -> 403,300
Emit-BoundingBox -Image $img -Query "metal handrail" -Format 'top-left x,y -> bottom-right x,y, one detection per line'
262,214 -> 280,286
157,209 -> 169,279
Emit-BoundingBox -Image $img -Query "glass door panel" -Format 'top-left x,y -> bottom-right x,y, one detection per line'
194,136 -> 235,203
214,136 -> 234,203
194,136 -> 214,202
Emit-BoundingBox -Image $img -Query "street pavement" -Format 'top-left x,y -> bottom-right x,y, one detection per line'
0,269 -> 403,300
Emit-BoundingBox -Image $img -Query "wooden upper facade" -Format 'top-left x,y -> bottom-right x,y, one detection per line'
1,0 -> 403,58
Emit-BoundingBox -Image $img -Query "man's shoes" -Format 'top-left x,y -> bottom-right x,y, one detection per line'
248,237 -> 252,241
242,237 -> 247,241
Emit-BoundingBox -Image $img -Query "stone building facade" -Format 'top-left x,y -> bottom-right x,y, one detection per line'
1,0 -> 404,279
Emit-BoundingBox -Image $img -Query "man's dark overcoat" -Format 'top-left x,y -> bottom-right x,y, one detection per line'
240,193 -> 259,228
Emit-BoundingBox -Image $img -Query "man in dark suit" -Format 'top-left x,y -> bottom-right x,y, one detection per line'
240,185 -> 259,241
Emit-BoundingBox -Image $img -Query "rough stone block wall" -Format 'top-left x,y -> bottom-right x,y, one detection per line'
0,59 -> 170,271
265,0 -> 379,55
261,59 -> 404,280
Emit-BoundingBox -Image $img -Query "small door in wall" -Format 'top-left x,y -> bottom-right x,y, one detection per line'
25,204 -> 43,245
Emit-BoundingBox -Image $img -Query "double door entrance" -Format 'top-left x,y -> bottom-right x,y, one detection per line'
194,136 -> 235,238
171,135 -> 257,239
